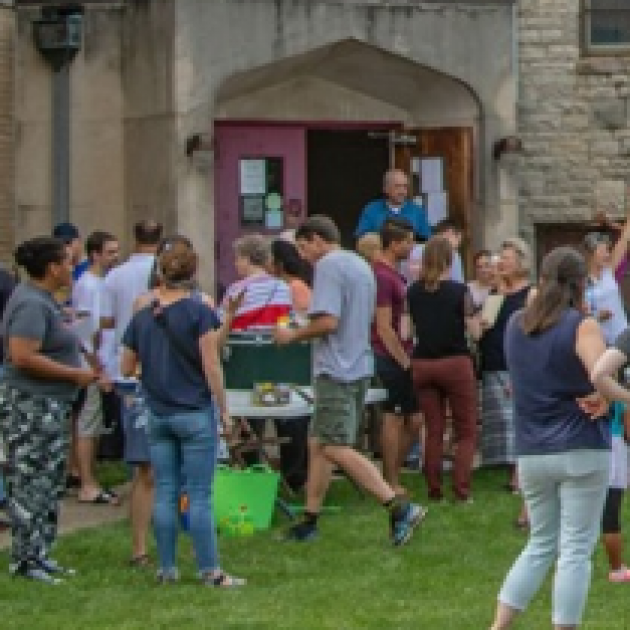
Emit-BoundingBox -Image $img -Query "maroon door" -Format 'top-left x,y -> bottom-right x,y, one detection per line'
214,123 -> 306,294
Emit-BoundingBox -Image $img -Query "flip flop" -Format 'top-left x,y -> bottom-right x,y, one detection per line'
78,489 -> 120,506
128,554 -> 152,568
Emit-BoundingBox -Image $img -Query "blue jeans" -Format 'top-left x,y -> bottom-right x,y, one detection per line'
498,449 -> 609,627
0,365 -> 5,504
148,406 -> 219,574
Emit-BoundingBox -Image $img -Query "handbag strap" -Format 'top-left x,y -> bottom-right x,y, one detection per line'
151,299 -> 202,373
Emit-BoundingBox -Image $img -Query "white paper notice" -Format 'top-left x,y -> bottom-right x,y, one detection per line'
426,191 -> 448,226
421,158 -> 443,193
239,159 -> 266,195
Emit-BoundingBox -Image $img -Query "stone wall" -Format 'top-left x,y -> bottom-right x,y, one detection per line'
12,0 -> 518,285
122,0 -> 177,244
174,0 -> 517,287
14,7 -> 126,250
518,0 -> 630,243
0,6 -> 14,263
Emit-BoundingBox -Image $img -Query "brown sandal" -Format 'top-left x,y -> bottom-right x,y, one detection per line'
128,554 -> 152,568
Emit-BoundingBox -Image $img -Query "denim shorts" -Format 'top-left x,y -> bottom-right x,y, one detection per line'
120,387 -> 151,465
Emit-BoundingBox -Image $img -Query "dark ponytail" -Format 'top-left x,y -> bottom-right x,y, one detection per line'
520,246 -> 586,335
271,239 -> 313,286
14,237 -> 66,280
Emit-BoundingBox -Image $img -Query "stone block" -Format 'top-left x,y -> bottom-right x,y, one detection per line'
589,140 -> 620,155
591,99 -> 627,130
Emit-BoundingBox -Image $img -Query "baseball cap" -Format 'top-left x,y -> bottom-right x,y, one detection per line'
52,222 -> 80,243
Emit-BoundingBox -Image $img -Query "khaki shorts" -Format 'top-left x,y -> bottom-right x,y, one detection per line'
77,384 -> 104,438
310,375 -> 369,446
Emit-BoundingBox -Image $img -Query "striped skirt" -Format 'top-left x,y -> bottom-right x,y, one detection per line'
480,370 -> 515,466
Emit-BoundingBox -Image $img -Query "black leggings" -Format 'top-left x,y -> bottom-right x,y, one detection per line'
602,488 -> 624,535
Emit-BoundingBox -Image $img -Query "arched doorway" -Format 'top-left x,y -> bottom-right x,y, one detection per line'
214,39 -> 482,289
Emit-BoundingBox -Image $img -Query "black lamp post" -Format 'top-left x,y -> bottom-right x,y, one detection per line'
33,4 -> 83,226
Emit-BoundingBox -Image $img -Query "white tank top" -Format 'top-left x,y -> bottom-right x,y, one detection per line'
586,268 -> 628,345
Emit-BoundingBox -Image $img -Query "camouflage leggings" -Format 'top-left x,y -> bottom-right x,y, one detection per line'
0,383 -> 70,564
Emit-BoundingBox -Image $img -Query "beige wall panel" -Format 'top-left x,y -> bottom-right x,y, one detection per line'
0,8 -> 14,262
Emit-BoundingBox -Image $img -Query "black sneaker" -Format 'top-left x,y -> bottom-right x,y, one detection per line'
283,520 -> 318,542
11,561 -> 63,585
391,503 -> 427,547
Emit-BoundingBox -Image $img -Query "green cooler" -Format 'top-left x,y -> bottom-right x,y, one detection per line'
221,332 -> 312,389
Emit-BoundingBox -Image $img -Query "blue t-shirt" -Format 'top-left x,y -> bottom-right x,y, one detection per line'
355,199 -> 432,239
73,259 -> 90,282
122,297 -> 220,416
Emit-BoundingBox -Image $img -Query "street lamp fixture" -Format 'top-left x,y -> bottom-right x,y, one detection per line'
33,4 -> 83,71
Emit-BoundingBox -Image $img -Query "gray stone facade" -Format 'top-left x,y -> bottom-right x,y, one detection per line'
5,1 -> 520,283
0,5 -> 14,263
518,0 -> 630,247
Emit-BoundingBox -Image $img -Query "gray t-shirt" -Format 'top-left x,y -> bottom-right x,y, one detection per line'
1,282 -> 81,401
309,249 -> 375,382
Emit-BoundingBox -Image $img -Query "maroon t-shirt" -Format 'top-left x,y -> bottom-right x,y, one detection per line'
371,260 -> 411,357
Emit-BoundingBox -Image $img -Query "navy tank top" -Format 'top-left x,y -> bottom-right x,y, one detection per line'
505,308 -> 610,456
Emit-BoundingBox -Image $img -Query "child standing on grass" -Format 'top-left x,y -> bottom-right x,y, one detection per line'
601,401 -> 630,583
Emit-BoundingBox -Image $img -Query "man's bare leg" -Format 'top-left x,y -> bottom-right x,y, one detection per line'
324,444 -> 395,503
77,436 -> 120,504
77,436 -> 98,498
381,413 -> 405,493
304,438 -> 335,514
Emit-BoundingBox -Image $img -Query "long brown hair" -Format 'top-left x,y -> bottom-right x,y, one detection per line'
520,246 -> 586,335
420,237 -> 453,292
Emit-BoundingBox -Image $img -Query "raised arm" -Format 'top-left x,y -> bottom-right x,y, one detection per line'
610,209 -> 630,273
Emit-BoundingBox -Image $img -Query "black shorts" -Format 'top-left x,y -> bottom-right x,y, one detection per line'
375,354 -> 419,416
602,487 -> 624,534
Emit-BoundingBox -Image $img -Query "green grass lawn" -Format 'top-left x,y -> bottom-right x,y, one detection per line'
2,469 -> 630,629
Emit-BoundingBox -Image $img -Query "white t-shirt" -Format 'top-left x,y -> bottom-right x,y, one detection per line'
468,280 -> 491,309
586,268 -> 628,346
71,269 -> 103,354
100,253 -> 155,377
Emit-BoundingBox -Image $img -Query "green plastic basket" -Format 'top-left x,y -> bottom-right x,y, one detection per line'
213,464 -> 280,532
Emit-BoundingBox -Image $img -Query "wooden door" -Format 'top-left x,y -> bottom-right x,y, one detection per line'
214,123 -> 306,293
395,127 -> 474,272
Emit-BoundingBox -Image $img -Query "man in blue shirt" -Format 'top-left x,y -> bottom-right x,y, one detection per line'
355,169 -> 431,240
53,222 -> 89,281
